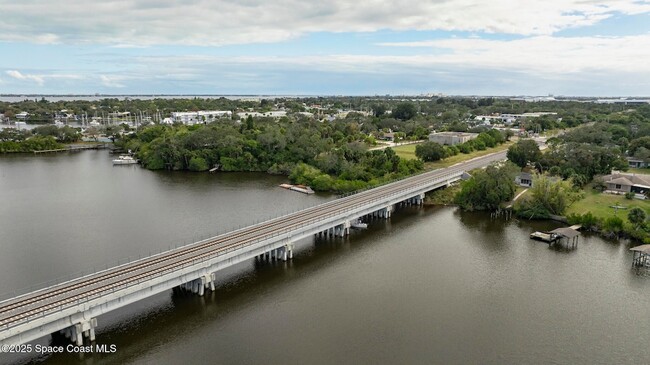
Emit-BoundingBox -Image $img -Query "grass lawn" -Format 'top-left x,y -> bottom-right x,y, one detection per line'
625,167 -> 650,175
566,188 -> 650,220
391,143 -> 419,160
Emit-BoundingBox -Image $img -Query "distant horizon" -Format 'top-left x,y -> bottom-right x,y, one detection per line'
2,93 -> 650,99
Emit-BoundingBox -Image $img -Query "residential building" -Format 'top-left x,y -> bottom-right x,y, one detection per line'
428,131 -> 478,146
515,172 -> 533,187
627,157 -> 649,169
171,110 -> 232,124
236,111 -> 287,119
601,172 -> 650,195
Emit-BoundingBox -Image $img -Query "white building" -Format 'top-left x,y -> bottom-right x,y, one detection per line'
15,112 -> 29,120
237,111 -> 287,119
428,132 -> 479,146
171,110 -> 232,125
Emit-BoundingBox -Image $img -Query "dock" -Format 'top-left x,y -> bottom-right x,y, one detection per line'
34,144 -> 108,154
530,226 -> 581,249
631,245 -> 650,267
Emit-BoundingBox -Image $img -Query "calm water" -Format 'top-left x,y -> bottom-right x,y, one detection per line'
1,151 -> 650,365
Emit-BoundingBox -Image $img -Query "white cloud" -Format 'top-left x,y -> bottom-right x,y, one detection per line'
100,75 -> 126,88
376,34 -> 650,74
6,70 -> 45,85
0,0 -> 648,46
132,33 -> 650,77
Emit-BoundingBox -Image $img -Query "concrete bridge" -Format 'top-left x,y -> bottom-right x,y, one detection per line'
0,150 -> 507,347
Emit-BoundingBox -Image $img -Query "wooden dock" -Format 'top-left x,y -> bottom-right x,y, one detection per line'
530,226 -> 581,249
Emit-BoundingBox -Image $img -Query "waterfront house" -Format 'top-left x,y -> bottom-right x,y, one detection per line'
515,172 -> 533,187
601,172 -> 650,196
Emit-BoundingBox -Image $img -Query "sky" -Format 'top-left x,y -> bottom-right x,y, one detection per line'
0,0 -> 649,96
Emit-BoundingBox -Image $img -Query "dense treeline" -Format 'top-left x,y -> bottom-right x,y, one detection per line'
0,135 -> 62,152
118,118 -> 424,192
0,125 -> 79,152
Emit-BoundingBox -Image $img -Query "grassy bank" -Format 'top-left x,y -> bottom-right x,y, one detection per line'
424,184 -> 461,205
392,141 -> 514,170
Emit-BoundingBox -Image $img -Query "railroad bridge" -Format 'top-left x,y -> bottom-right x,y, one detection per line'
0,151 -> 506,347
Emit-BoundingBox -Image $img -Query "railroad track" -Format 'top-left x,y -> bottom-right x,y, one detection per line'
0,151 -> 506,330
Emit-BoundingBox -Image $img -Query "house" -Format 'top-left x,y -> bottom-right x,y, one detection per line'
380,132 -> 395,141
428,131 -> 478,146
515,172 -> 533,187
15,112 -> 29,120
601,172 -> 650,196
627,157 -> 649,169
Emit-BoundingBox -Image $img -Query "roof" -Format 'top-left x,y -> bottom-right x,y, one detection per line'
603,173 -> 650,187
608,177 -> 633,186
429,131 -> 478,137
630,244 -> 650,253
549,227 -> 580,238
518,172 -> 532,179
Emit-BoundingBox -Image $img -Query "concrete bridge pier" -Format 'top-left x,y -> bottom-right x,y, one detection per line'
413,193 -> 425,205
60,318 -> 97,346
336,221 -> 351,237
383,205 -> 393,218
282,243 -> 294,261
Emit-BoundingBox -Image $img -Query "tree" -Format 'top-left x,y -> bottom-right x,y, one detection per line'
628,207 -> 647,229
455,162 -> 519,211
592,176 -> 607,192
515,174 -> 582,218
415,141 -> 446,162
393,102 -> 417,121
507,139 -> 541,168
372,103 -> 387,117
629,136 -> 650,156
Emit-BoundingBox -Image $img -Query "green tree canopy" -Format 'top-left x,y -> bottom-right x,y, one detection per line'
415,141 -> 446,162
515,174 -> 583,218
507,139 -> 541,168
628,207 -> 647,228
392,102 -> 417,121
455,162 -> 519,211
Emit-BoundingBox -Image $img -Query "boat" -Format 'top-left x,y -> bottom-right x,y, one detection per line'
530,231 -> 558,242
351,220 -> 368,229
279,183 -> 315,194
112,155 -> 138,165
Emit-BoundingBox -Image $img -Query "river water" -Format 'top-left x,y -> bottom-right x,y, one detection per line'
1,151 -> 649,365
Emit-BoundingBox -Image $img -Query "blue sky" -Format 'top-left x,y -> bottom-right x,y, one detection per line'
0,0 -> 649,96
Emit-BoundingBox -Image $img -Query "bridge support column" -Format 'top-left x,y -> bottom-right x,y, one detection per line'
384,205 -> 393,219
284,243 -> 294,260
60,318 -> 97,345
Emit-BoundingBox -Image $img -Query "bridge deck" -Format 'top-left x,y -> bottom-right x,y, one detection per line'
0,150 -> 506,343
